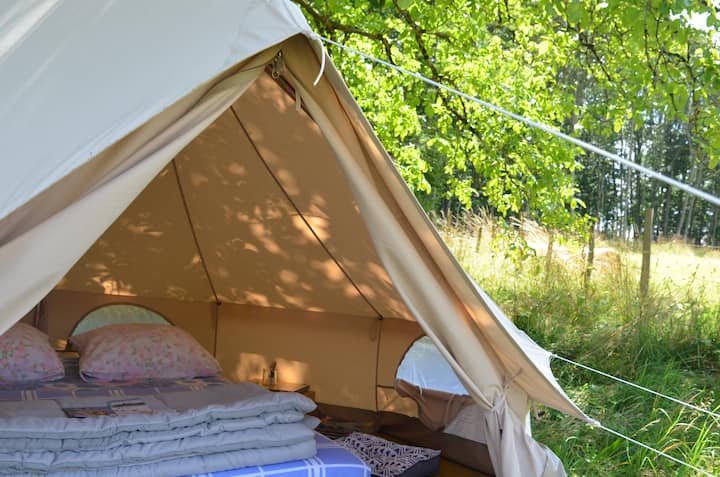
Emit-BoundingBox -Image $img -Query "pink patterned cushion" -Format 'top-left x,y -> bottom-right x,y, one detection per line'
0,323 -> 64,384
70,324 -> 222,382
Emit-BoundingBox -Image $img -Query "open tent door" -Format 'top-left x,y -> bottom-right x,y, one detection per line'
0,3 -> 591,475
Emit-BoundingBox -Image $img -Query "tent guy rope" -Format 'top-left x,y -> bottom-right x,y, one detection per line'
556,352 -> 719,476
319,36 -> 720,209
596,423 -> 715,477
553,353 -> 720,420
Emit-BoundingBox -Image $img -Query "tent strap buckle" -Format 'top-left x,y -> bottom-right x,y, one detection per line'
271,51 -> 285,79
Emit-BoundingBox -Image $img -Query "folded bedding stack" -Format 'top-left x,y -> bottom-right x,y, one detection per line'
0,383 -> 318,477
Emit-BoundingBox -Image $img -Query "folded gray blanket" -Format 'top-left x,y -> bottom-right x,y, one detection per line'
4,439 -> 318,477
0,382 -> 318,476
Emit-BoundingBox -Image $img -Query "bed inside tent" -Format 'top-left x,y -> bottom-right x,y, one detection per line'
0,2 -> 591,476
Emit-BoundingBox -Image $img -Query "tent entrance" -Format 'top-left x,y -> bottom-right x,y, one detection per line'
39,68 -> 418,410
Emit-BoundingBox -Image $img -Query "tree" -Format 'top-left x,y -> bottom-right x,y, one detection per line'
294,0 -> 720,242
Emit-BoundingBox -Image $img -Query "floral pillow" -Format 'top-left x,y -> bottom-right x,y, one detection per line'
70,323 -> 222,382
0,323 -> 65,384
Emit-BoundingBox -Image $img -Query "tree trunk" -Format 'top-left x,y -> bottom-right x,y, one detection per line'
633,128 -> 644,231
600,169 -> 606,234
661,185 -> 672,237
624,166 -> 632,241
678,95 -> 701,240
683,195 -> 696,242
676,161 -> 697,239
682,157 -> 704,242
676,191 -> 688,238
640,208 -> 654,301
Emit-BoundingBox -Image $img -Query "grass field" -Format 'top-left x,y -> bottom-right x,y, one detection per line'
437,213 -> 720,477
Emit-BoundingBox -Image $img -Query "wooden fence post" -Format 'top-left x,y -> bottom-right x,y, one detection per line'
640,208 -> 654,300
545,230 -> 555,278
584,223 -> 595,290
475,224 -> 483,253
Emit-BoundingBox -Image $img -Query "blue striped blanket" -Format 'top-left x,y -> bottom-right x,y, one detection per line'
195,433 -> 371,477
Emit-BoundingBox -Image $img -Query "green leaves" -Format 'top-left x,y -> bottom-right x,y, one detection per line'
566,2 -> 585,24
295,0 -> 720,239
396,0 -> 413,10
538,40 -> 551,56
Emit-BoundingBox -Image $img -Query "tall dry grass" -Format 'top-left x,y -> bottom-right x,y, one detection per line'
436,211 -> 720,476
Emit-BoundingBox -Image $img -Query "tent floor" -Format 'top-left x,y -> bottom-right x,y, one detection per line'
375,433 -> 491,477
314,404 -> 493,476
438,457 -> 491,477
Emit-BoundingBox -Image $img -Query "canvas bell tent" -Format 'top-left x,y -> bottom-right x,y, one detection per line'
0,1 -> 593,475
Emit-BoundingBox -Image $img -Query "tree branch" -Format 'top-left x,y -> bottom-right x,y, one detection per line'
294,1 -> 480,136
293,0 -> 396,62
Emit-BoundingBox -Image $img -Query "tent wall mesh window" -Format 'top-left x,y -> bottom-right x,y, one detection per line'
0,1 -> 606,476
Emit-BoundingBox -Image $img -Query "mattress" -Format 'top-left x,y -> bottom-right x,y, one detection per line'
194,433 -> 371,477
0,370 -> 370,477
0,365 -> 228,402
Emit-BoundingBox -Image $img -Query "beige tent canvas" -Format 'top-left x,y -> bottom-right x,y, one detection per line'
0,1 -> 593,476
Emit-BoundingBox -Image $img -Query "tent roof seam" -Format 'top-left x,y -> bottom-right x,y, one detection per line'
229,104 -> 384,319
171,160 -> 221,304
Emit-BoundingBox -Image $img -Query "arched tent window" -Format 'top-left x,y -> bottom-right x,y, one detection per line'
396,336 -> 468,396
71,304 -> 172,336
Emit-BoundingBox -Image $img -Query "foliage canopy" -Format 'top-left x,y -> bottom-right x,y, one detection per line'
295,0 -> 720,240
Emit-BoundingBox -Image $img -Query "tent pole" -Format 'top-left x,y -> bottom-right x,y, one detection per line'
33,298 -> 43,330
212,302 -> 220,357
374,317 -> 383,412
171,160 -> 221,305
172,159 -> 223,356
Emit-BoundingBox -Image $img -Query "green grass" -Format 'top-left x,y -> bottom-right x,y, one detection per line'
437,213 -> 720,477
